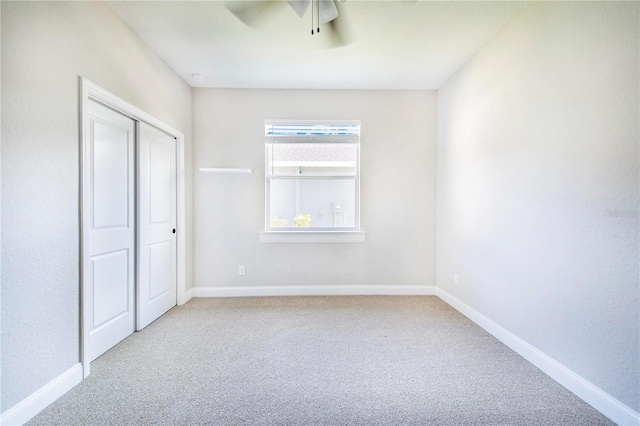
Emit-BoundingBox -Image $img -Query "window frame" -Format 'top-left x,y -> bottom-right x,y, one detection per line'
263,120 -> 363,238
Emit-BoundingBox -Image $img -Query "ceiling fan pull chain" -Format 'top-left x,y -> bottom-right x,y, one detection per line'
317,0 -> 320,33
311,0 -> 314,35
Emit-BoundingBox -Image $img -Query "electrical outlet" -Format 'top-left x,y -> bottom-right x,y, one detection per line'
239,265 -> 245,276
454,273 -> 460,286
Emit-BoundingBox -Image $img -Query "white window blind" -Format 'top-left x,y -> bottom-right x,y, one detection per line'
265,120 -> 360,144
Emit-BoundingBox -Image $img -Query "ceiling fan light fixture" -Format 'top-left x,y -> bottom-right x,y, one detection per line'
318,0 -> 338,24
287,0 -> 310,18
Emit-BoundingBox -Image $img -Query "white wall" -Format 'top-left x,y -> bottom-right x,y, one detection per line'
0,1 -> 193,413
437,1 -> 639,412
193,89 -> 436,289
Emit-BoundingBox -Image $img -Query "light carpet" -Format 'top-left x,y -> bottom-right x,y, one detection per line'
28,296 -> 614,425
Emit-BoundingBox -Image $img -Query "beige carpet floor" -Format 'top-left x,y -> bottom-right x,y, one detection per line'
28,296 -> 614,425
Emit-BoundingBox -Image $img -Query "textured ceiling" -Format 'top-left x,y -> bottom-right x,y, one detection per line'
108,1 -> 528,90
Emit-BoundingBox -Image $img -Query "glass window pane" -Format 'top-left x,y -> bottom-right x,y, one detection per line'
269,179 -> 356,228
267,143 -> 357,177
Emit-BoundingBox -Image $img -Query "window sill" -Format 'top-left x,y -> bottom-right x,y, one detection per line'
259,231 -> 366,243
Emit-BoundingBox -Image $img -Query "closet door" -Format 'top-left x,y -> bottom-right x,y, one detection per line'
137,122 -> 177,330
87,100 -> 136,361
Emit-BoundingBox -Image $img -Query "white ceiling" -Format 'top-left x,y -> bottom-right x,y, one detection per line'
108,1 -> 528,90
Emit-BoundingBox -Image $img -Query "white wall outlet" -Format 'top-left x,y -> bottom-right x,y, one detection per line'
239,265 -> 245,276
454,273 -> 460,286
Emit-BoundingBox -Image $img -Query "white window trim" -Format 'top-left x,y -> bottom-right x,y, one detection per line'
262,120 -> 363,242
259,230 -> 366,243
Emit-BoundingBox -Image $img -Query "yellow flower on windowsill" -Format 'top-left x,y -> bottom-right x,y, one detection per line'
270,217 -> 288,227
293,214 -> 311,227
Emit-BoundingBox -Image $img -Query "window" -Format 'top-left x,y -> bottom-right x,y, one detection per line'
263,120 -> 362,240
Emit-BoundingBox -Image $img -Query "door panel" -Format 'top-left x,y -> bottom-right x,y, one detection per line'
149,241 -> 172,300
138,122 -> 177,330
91,249 -> 130,328
87,100 -> 136,362
149,141 -> 172,224
92,120 -> 130,228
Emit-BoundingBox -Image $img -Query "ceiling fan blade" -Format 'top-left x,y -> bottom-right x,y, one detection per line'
324,1 -> 356,48
287,0 -> 310,18
318,0 -> 338,24
224,1 -> 286,29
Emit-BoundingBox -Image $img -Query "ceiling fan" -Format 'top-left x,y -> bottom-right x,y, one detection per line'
225,0 -> 356,47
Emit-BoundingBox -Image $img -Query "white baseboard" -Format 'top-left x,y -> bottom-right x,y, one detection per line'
1,363 -> 83,426
436,287 -> 640,426
179,287 -> 194,305
193,285 -> 436,298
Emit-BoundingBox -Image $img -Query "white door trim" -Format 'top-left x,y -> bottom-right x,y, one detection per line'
80,77 -> 187,379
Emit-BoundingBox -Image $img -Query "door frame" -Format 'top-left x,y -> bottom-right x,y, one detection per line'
79,77 -> 187,379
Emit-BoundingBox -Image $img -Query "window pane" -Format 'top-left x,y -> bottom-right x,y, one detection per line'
267,143 -> 357,177
269,179 -> 356,228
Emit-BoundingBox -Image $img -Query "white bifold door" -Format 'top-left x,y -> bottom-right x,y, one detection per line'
137,122 -> 177,330
87,100 -> 177,362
